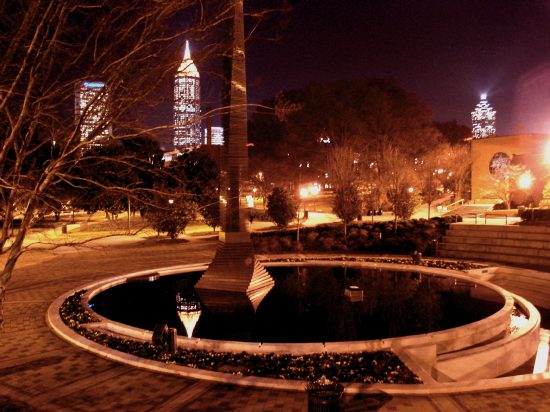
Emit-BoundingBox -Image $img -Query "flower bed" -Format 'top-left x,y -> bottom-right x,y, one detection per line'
259,255 -> 485,271
61,291 -> 421,384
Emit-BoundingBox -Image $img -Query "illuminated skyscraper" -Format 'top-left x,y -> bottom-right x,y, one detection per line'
75,81 -> 111,145
471,93 -> 496,139
174,41 -> 201,149
203,126 -> 224,145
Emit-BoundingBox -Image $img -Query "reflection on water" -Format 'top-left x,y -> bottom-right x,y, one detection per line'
176,291 -> 201,338
89,266 -> 504,343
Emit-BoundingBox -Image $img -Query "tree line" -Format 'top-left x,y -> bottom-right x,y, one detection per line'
249,79 -> 472,227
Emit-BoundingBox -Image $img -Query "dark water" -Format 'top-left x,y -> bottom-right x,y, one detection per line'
89,266 -> 505,343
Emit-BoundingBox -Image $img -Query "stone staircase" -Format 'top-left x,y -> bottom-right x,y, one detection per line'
439,224 -> 550,269
442,204 -> 494,218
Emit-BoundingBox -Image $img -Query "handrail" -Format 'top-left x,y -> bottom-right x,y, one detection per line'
446,198 -> 465,210
464,212 -> 481,224
484,213 -> 508,225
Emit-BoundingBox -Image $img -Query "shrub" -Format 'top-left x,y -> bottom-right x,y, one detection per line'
251,217 -> 454,256
267,187 -> 297,227
519,208 -> 550,221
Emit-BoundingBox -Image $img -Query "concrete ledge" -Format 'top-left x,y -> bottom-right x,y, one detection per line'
434,292 -> 541,381
46,257 -> 550,394
79,260 -> 513,356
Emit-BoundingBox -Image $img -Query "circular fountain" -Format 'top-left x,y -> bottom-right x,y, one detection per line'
47,256 -> 542,388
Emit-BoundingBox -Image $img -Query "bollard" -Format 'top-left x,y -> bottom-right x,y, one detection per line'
432,240 -> 438,256
411,251 -> 422,264
166,327 -> 178,353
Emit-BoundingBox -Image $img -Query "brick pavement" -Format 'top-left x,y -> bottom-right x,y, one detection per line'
0,235 -> 549,411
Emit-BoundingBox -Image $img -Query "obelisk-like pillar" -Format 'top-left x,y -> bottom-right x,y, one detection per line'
196,0 -> 272,302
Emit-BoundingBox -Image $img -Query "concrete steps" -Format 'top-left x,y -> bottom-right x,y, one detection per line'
439,224 -> 550,270
443,204 -> 493,217
483,267 -> 550,310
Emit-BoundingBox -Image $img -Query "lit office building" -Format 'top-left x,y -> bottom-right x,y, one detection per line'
204,126 -> 224,145
174,41 -> 201,149
75,81 -> 111,145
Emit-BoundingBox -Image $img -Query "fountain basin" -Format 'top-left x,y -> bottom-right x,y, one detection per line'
47,257 -> 541,384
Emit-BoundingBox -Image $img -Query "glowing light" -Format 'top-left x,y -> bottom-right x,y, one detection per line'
83,81 -> 105,88
408,186 -> 414,193
246,195 -> 254,208
471,94 -> 496,139
518,171 -> 534,189
300,183 -> 321,198
309,184 -> 321,196
533,330 -> 549,373
176,293 -> 201,338
544,140 -> 550,165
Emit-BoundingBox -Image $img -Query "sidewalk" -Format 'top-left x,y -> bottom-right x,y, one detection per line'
1,230 -> 549,410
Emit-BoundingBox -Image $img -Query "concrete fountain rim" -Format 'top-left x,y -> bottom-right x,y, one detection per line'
46,255 -> 549,394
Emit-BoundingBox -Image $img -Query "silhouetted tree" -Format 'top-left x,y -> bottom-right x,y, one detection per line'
333,184 -> 361,237
267,187 -> 297,227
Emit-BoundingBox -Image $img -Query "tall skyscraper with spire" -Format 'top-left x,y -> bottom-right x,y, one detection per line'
174,41 -> 201,149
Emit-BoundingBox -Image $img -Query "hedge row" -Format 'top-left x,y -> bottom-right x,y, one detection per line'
252,216 -> 461,255
519,208 -> 550,221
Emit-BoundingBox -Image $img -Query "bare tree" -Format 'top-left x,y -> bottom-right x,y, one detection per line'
326,145 -> 361,235
0,0 -> 261,331
376,142 -> 418,221
444,143 -> 472,201
417,144 -> 448,219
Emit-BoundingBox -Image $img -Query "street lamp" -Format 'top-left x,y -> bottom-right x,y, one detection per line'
518,171 -> 534,190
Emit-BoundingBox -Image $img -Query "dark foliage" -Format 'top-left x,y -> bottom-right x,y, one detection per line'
252,216 -> 461,255
60,291 -> 421,384
267,187 -> 297,227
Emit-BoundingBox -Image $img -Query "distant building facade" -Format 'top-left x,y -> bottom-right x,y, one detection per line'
75,81 -> 111,145
470,133 -> 547,202
174,41 -> 201,149
204,126 -> 224,145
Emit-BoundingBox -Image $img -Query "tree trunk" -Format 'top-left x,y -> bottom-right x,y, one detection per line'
0,203 -> 34,331
0,284 -> 5,334
343,220 -> 347,237
0,206 -> 14,251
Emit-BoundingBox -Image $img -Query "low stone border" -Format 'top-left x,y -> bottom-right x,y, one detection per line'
46,256 -> 550,394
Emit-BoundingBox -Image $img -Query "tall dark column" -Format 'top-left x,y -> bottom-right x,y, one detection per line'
221,0 -> 248,233
196,0 -> 272,303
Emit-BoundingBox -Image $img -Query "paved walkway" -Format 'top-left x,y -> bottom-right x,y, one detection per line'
1,235 -> 550,411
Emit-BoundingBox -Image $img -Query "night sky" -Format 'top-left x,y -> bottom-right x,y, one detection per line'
243,0 -> 550,135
